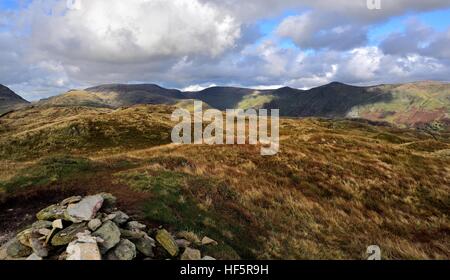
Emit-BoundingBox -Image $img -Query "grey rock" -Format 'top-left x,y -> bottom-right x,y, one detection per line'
120,229 -> 146,240
134,235 -> 155,257
202,256 -> 216,260
66,232 -> 102,260
26,253 -> 43,260
176,239 -> 191,248
181,247 -> 201,260
111,211 -> 129,225
66,195 -> 104,222
106,239 -> 136,260
6,238 -> 32,258
92,221 -> 121,254
32,220 -> 53,230
88,218 -> 102,231
30,233 -> 48,257
126,221 -> 146,231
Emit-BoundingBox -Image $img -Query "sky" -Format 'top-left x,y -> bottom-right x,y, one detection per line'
1,0 -> 450,100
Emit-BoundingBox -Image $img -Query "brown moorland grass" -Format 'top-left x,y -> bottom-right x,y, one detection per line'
0,105 -> 449,259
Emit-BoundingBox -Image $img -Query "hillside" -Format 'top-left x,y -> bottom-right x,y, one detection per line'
37,81 -> 450,128
0,85 -> 29,115
39,84 -> 186,108
1,105 -> 449,259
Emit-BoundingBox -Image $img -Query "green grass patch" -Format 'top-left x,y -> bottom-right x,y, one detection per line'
0,155 -> 94,193
115,169 -> 261,259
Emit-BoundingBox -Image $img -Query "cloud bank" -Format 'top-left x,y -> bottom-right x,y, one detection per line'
1,0 -> 450,100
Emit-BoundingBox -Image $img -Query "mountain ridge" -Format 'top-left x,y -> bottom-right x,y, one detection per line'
0,84 -> 29,115
23,80 -> 450,128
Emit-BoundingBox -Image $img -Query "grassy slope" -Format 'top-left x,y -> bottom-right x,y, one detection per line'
0,105 -> 449,259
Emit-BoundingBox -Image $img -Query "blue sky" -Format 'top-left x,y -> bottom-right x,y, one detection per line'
1,0 -> 450,100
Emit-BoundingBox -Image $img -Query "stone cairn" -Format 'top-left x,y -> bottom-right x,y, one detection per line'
1,193 -> 218,260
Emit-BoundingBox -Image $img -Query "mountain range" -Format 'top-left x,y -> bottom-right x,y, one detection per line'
0,85 -> 29,115
1,81 -> 449,128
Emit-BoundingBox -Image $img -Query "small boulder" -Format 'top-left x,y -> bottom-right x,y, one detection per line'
36,204 -> 66,221
92,221 -> 121,254
52,219 -> 64,229
176,239 -> 191,248
181,247 -> 201,260
120,229 -> 146,240
106,239 -> 136,260
17,228 -> 33,247
30,233 -> 48,257
66,232 -> 102,261
66,195 -> 104,222
6,238 -> 33,258
202,256 -> 216,260
26,253 -> 43,260
60,196 -> 82,206
32,220 -> 53,230
155,229 -> 179,257
126,221 -> 146,231
51,222 -> 88,246
201,236 -> 218,246
88,218 -> 102,232
176,231 -> 201,245
133,235 -> 156,257
111,211 -> 129,225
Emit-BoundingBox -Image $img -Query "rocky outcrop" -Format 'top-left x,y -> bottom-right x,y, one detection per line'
0,193 -> 219,261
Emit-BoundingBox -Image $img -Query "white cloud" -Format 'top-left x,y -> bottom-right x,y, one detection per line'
27,0 -> 241,62
1,0 -> 450,99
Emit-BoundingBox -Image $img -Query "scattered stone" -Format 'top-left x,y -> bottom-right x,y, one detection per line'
176,239 -> 191,248
103,213 -> 117,222
32,220 -> 53,230
88,219 -> 102,231
120,229 -> 146,239
202,256 -> 216,260
3,193 -> 221,261
17,228 -> 32,247
66,195 -> 104,222
37,228 -> 52,236
181,247 -> 201,260
111,211 -> 129,225
26,253 -> 43,260
61,196 -> 82,206
92,221 -> 121,254
36,204 -> 66,221
156,229 -> 179,257
126,221 -> 146,231
52,219 -> 64,229
133,235 -> 156,257
176,231 -> 201,245
6,238 -> 33,258
106,239 -> 136,260
66,232 -> 102,261
201,236 -> 218,246
30,233 -> 48,257
51,222 -> 88,246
